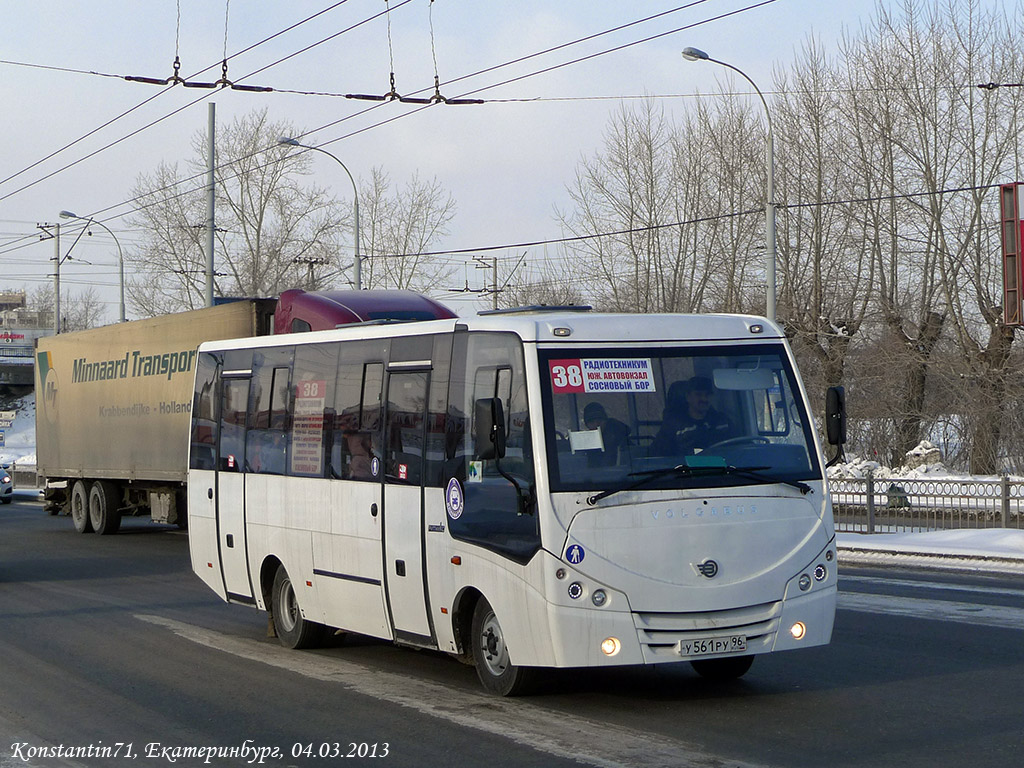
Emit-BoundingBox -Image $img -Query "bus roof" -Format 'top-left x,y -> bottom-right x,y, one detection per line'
198,310 -> 783,352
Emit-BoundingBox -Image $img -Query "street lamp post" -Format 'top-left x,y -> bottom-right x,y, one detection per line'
682,47 -> 777,323
278,137 -> 362,290
59,211 -> 126,322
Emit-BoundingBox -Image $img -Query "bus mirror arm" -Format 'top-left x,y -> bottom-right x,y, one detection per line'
475,397 -> 534,515
494,458 -> 536,516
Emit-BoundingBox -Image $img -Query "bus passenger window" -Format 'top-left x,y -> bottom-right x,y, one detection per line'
333,351 -> 385,481
190,352 -> 219,471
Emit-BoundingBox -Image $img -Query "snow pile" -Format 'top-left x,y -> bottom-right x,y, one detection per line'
827,440 -> 1002,482
0,391 -> 36,468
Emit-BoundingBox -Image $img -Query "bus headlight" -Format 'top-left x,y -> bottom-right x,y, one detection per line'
798,574 -> 812,591
601,637 -> 621,656
591,589 -> 608,607
790,622 -> 807,640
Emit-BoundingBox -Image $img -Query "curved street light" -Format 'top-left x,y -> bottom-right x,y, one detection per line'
59,210 -> 126,323
682,47 -> 777,323
278,137 -> 362,290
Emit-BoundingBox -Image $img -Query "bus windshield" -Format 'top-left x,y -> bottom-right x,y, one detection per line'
539,343 -> 820,493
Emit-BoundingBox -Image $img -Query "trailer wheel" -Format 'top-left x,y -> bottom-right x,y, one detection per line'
88,481 -> 122,535
271,565 -> 324,650
70,481 -> 92,533
471,597 -> 536,696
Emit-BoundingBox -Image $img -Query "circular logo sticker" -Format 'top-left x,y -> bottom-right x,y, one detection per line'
446,477 -> 464,520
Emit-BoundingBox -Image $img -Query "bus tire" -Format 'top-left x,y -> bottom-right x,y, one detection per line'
89,481 -> 122,535
690,655 -> 754,681
70,481 -> 92,534
471,597 -> 535,696
271,565 -> 324,650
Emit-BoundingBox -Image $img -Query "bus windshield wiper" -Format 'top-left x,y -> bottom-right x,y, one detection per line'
723,465 -> 812,495
587,463 -> 698,505
586,461 -> 811,505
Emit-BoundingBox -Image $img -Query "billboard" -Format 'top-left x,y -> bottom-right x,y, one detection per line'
1001,182 -> 1024,326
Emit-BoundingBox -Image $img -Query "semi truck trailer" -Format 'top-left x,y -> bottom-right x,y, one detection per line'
34,290 -> 455,534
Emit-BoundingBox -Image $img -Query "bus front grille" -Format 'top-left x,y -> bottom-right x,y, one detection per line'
633,601 -> 781,660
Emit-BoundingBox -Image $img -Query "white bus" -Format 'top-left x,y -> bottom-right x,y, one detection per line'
188,309 -> 841,695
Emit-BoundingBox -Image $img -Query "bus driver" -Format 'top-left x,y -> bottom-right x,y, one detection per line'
652,376 -> 735,456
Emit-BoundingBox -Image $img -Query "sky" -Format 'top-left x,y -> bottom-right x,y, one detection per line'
0,0 -> 1003,319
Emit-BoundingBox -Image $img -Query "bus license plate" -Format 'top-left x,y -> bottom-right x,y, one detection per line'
678,635 -> 747,657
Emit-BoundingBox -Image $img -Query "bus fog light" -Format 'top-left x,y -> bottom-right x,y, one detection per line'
798,574 -> 812,591
790,622 -> 807,640
814,564 -> 827,581
567,582 -> 583,600
601,637 -> 621,656
592,589 -> 607,607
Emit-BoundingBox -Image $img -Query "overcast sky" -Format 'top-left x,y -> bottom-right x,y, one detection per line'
0,0 -> 997,317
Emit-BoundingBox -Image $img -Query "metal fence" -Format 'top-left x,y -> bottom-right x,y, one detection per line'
830,474 -> 1024,533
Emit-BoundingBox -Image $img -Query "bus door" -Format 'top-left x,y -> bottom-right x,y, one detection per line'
217,372 -> 254,602
382,365 -> 432,640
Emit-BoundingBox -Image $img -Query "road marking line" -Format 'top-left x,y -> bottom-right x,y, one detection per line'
838,592 -> 1024,631
135,614 -> 767,768
841,574 -> 1024,599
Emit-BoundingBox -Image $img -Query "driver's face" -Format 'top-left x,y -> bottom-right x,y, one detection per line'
686,388 -> 711,418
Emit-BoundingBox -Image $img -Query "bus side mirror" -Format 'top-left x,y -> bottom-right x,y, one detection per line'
826,386 -> 847,446
474,397 -> 506,460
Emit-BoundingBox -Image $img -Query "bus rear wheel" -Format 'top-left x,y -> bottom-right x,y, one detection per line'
471,597 -> 535,696
70,481 -> 92,533
690,655 -> 754,680
271,566 -> 325,650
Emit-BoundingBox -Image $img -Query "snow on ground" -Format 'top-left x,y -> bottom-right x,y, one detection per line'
0,391 -> 35,468
831,443 -> 1024,569
837,529 -> 1024,574
838,528 -> 1024,560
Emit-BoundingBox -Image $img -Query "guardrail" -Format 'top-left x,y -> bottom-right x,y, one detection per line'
830,474 -> 1024,533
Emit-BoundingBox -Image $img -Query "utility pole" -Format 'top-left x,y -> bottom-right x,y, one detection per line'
37,223 -> 61,334
294,256 -> 327,289
473,256 -> 500,309
205,103 -> 216,308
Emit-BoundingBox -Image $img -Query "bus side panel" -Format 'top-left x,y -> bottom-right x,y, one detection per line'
189,468 -> 227,600
314,480 -> 391,640
244,475 -> 321,617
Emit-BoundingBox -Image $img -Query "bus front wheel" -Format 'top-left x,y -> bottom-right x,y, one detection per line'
271,566 -> 324,650
471,598 -> 535,696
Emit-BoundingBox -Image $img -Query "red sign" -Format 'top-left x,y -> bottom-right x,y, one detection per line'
549,359 -> 585,393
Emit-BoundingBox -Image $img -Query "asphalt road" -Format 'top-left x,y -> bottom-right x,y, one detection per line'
1,497 -> 1022,768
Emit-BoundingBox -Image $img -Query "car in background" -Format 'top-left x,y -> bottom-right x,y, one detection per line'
0,462 -> 12,504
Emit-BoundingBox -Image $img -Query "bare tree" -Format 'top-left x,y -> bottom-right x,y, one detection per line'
358,167 -> 457,292
774,38 -> 873,404
848,0 -> 1024,472
557,99 -> 763,314
127,108 -> 348,315
26,284 -> 106,331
